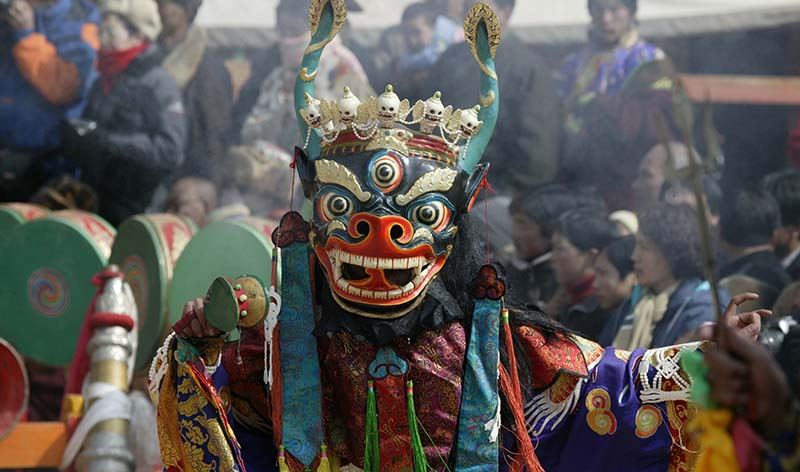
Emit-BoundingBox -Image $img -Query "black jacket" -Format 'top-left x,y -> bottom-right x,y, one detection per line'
62,47 -> 186,226
718,250 -> 792,295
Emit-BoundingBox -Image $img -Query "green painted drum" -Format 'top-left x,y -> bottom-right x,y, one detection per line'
168,219 -> 274,332
109,214 -> 196,370
0,203 -> 49,247
0,211 -> 116,366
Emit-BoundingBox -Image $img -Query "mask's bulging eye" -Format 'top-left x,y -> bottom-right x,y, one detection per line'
411,202 -> 450,232
320,193 -> 353,221
370,155 -> 403,192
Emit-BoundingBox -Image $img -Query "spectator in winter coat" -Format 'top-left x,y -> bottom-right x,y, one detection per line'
606,203 -> 730,349
157,0 -> 232,182
411,0 -> 560,196
0,0 -> 100,200
763,169 -> 800,281
718,189 -> 791,304
61,0 -> 186,226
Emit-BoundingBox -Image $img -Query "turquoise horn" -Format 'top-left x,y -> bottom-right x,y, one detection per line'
294,0 -> 347,159
459,3 -> 501,175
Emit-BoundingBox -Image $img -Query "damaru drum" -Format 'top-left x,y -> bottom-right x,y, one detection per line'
168,219 -> 275,334
0,211 -> 115,366
109,214 -> 196,370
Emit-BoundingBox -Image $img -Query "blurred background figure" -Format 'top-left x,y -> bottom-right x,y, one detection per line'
365,0 -> 463,93
632,142 -> 694,212
507,183 -> 581,307
60,0 -> 185,226
30,174 -> 98,211
230,0 -> 372,153
413,0 -> 560,197
593,235 -> 636,345
165,176 -> 216,227
393,2 -> 460,87
609,203 -> 730,349
763,169 -> 800,281
157,0 -> 232,183
718,189 -> 791,307
548,208 -> 617,341
559,0 -> 664,104
0,0 -> 99,201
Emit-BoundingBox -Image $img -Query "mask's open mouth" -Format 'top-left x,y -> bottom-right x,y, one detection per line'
329,248 -> 437,301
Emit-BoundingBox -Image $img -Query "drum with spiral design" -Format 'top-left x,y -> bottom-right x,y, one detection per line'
0,211 -> 115,366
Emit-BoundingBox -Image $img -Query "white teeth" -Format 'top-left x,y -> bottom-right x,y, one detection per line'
328,248 -> 437,300
378,258 -> 393,269
364,257 -> 378,269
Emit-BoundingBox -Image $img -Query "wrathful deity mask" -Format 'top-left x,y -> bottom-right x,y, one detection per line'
293,0 -> 501,319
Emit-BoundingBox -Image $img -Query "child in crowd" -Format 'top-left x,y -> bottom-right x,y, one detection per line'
593,236 -> 637,345
396,2 -> 460,79
548,209 -> 617,340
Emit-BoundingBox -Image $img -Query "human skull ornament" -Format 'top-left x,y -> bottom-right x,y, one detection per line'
338,86 -> 361,126
420,91 -> 445,134
459,105 -> 483,137
377,85 -> 401,128
300,93 -> 323,128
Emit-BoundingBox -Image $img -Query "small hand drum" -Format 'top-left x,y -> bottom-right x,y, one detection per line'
169,219 -> 274,332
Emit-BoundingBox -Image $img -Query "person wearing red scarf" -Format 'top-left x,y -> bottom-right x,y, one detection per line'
60,0 -> 186,226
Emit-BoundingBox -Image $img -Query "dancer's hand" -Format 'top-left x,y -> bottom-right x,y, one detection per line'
173,298 -> 223,339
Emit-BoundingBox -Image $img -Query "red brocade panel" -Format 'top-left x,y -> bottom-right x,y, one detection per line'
375,374 -> 413,471
319,321 -> 466,471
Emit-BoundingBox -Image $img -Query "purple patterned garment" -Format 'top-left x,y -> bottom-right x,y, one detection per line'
502,346 -> 689,472
559,32 -> 665,100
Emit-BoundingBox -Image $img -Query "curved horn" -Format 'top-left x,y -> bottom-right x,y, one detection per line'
294,0 -> 347,158
460,3 -> 501,175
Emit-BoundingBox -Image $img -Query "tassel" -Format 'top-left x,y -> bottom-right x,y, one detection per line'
406,381 -> 429,472
364,381 -> 380,472
501,310 -> 546,472
278,446 -> 291,472
317,444 -> 331,472
691,409 -> 740,472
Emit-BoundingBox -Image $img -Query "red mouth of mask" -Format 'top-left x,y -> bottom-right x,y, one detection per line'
314,214 -> 448,315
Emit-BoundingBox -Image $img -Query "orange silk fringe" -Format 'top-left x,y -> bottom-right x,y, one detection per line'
501,318 -> 546,472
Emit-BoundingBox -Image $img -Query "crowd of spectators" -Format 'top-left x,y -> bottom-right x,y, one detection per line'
4,0 -> 800,461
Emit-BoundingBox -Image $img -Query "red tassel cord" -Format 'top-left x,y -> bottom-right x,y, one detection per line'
500,309 -> 546,472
